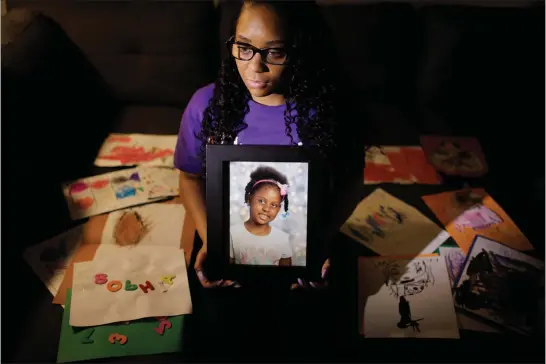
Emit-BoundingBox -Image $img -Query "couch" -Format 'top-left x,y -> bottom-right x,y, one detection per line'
2,0 -> 544,361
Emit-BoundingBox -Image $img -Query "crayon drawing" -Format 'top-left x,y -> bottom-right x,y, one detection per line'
63,167 -> 178,220
95,133 -> 177,167
364,146 -> 441,185
96,204 -> 186,259
453,236 -> 544,336
422,188 -> 532,254
358,256 -> 459,339
341,188 -> 447,256
439,247 -> 466,287
420,136 -> 488,177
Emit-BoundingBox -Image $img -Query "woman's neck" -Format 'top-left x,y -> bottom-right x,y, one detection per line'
244,220 -> 271,236
251,93 -> 285,106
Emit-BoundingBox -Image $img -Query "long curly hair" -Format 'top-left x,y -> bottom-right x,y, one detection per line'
243,165 -> 289,213
197,0 -> 338,173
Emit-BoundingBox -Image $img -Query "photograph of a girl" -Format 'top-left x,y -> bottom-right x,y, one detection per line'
230,162 -> 308,267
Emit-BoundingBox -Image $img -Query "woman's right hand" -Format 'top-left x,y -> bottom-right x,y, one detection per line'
194,245 -> 239,288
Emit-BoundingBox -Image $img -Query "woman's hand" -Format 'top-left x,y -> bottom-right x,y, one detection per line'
194,245 -> 240,288
291,258 -> 330,290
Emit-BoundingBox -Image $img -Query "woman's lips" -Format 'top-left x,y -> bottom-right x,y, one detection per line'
258,213 -> 269,221
247,79 -> 268,89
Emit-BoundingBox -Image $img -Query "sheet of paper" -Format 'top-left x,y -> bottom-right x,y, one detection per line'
70,246 -> 192,327
62,167 -> 178,220
453,235 -> 544,336
57,289 -> 184,363
99,203 -> 186,254
439,247 -> 502,333
420,135 -> 488,177
364,146 -> 441,185
358,256 -> 460,339
94,133 -> 177,167
23,226 -> 84,298
341,188 -> 446,256
141,167 -> 180,200
422,188 -> 533,254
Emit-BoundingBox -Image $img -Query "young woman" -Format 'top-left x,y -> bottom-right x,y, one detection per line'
230,166 -> 292,266
175,0 -> 363,359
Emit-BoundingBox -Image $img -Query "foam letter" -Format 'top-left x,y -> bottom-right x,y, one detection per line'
81,328 -> 95,344
125,280 -> 138,291
139,280 -> 155,293
94,273 -> 108,285
107,280 -> 122,292
108,333 -> 128,345
160,275 -> 176,285
154,320 -> 172,335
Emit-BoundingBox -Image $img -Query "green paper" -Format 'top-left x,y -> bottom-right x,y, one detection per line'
57,289 -> 184,363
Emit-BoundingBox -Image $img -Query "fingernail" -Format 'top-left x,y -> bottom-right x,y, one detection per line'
234,283 -> 241,288
321,268 -> 327,279
297,278 -> 304,286
216,280 -> 223,286
309,282 -> 317,288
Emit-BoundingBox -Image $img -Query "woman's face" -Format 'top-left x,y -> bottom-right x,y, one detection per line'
248,184 -> 282,225
234,4 -> 287,103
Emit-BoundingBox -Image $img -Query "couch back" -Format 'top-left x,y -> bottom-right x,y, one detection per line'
7,0 -> 220,108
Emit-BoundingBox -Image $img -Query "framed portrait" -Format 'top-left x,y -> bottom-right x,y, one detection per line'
206,145 -> 328,286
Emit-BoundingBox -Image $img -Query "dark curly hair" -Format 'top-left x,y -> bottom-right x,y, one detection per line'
197,0 -> 338,173
244,165 -> 289,213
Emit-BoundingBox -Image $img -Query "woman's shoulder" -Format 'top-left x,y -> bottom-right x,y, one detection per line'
186,82 -> 215,112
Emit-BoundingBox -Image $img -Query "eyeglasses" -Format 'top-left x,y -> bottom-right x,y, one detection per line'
226,36 -> 290,65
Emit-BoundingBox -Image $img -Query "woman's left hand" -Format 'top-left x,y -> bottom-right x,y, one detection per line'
290,258 -> 330,290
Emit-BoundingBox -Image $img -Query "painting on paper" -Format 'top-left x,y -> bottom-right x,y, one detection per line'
420,136 -> 488,177
341,188 -> 447,256
70,246 -> 191,327
58,289 -> 184,363
364,146 -> 441,185
422,188 -> 532,254
96,204 -> 186,259
23,226 -> 84,298
95,133 -> 177,167
358,256 -> 459,339
453,235 -> 544,336
62,167 -> 178,220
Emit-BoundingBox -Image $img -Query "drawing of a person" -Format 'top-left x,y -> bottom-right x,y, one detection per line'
397,296 -> 422,332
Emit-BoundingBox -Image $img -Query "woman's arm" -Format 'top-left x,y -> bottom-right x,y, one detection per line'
279,257 -> 292,266
179,171 -> 207,245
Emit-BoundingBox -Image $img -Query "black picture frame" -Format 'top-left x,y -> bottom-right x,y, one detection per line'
205,145 -> 328,287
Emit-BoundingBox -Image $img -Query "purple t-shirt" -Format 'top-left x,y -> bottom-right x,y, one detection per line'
174,83 -> 301,174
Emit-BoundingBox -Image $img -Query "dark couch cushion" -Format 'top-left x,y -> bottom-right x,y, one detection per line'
7,0 -> 220,107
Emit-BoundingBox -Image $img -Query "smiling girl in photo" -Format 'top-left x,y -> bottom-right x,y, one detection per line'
230,166 -> 292,266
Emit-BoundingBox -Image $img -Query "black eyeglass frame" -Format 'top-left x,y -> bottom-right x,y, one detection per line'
225,36 -> 292,65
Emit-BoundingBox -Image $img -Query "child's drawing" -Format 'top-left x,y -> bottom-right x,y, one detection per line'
23,225 -> 84,297
453,205 -> 503,232
95,133 -> 177,167
397,296 -> 423,331
422,188 -> 532,254
63,167 -> 178,220
341,188 -> 446,256
96,204 -> 186,260
420,136 -> 488,177
358,256 -> 459,339
364,146 -> 441,185
376,259 -> 435,298
439,247 -> 466,287
454,236 -> 544,336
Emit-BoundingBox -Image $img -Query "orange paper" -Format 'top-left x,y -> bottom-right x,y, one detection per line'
422,188 -> 533,254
